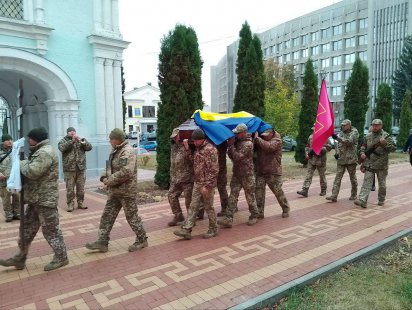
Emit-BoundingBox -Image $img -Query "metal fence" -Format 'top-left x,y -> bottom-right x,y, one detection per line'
0,0 -> 24,20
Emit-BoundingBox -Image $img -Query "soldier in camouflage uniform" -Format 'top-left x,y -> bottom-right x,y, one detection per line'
297,127 -> 332,197
254,128 -> 290,218
85,128 -> 148,252
0,134 -> 20,222
354,119 -> 396,208
218,123 -> 259,228
326,119 -> 359,202
58,127 -> 92,212
0,127 -> 69,271
216,142 -> 229,216
174,129 -> 219,239
167,128 -> 194,226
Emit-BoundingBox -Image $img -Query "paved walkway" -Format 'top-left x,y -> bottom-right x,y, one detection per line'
0,163 -> 411,309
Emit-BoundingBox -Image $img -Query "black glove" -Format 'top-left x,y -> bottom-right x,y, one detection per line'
331,133 -> 338,140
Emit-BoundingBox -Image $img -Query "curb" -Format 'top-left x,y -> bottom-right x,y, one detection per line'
230,227 -> 412,310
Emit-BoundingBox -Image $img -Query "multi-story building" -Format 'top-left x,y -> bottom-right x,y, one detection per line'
0,0 -> 128,176
211,0 -> 412,127
124,83 -> 160,135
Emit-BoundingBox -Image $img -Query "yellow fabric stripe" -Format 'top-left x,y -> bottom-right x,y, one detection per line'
192,110 -> 254,121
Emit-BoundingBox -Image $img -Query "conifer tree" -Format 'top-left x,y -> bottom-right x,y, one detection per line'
233,22 -> 265,118
344,57 -> 369,145
374,83 -> 393,132
393,35 -> 412,123
121,66 -> 126,130
397,90 -> 412,148
294,59 -> 318,164
155,24 -> 203,189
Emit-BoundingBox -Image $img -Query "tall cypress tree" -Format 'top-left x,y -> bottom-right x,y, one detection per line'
232,22 -> 265,117
397,90 -> 412,148
294,59 -> 318,164
344,57 -> 369,145
393,35 -> 412,123
155,24 -> 203,189
374,83 -> 393,132
121,66 -> 126,130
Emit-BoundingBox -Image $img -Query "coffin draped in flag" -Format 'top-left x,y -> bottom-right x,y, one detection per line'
190,110 -> 272,145
312,79 -> 335,155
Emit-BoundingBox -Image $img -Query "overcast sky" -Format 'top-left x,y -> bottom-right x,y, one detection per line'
119,0 -> 339,106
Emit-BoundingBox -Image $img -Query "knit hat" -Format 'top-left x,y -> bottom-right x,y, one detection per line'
1,134 -> 12,142
27,127 -> 48,142
191,129 -> 205,140
371,119 -> 382,125
232,123 -> 248,133
67,127 -> 76,133
109,128 -> 126,141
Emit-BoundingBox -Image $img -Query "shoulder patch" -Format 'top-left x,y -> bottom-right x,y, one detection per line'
120,157 -> 128,166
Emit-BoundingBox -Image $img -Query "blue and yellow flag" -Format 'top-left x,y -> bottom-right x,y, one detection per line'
192,110 -> 272,145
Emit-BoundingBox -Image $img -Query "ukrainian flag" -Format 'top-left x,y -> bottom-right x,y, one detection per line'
193,110 -> 272,145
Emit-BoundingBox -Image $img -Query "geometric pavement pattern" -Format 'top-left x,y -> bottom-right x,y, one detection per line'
0,163 -> 411,309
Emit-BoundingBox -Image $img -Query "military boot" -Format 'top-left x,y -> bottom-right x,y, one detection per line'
297,188 -> 308,197
173,228 -> 192,240
77,201 -> 88,209
5,214 -> 13,222
85,240 -> 108,252
0,254 -> 26,270
378,200 -> 385,206
354,199 -> 367,209
247,217 -> 258,226
319,189 -> 327,196
282,207 -> 290,218
13,213 -> 20,220
44,257 -> 69,271
217,217 -> 233,228
203,228 -> 218,239
128,239 -> 148,252
326,196 -> 337,202
168,213 -> 185,227
67,202 -> 74,212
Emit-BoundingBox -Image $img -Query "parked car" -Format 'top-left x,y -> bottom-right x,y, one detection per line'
128,131 -> 139,139
391,126 -> 400,135
282,136 -> 297,151
140,140 -> 157,151
134,147 -> 149,155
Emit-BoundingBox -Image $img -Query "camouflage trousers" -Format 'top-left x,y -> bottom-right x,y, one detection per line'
217,170 -> 229,211
168,181 -> 193,215
18,204 -> 67,261
97,196 -> 147,243
226,174 -> 259,219
256,174 -> 290,215
0,187 -> 20,217
182,183 -> 217,231
330,164 -> 357,198
302,162 -> 327,192
64,169 -> 86,205
358,169 -> 388,203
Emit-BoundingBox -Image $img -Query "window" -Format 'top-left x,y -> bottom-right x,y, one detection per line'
278,55 -> 283,64
333,24 -> 342,35
345,37 -> 356,48
311,31 -> 319,42
345,53 -> 355,64
333,40 -> 342,51
321,58 -> 330,69
332,71 -> 342,81
285,53 -> 291,62
332,87 -> 342,96
332,56 -> 341,66
301,34 -> 309,45
0,0 -> 23,20
128,125 -> 133,132
142,106 -> 155,117
128,106 -> 133,118
277,43 -> 282,52
344,69 -> 352,79
359,18 -> 368,29
321,28 -> 330,39
358,34 -> 368,45
358,51 -> 367,61
311,45 -> 319,56
284,40 -> 290,49
292,37 -> 299,47
134,108 -> 141,117
322,43 -> 330,53
302,48 -> 309,58
293,51 -> 299,60
345,21 -> 356,32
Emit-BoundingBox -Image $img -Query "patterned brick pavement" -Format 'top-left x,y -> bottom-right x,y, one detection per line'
0,163 -> 411,309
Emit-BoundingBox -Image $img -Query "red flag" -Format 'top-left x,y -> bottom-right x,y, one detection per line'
312,79 -> 334,155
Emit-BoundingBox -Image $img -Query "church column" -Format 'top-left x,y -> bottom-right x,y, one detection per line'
45,100 -> 79,146
111,0 -> 119,33
113,60 -> 123,129
104,59 -> 115,131
93,0 -> 103,31
94,57 -> 107,137
103,0 -> 112,31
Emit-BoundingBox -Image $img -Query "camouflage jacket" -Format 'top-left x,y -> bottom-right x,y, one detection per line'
101,141 -> 137,198
58,136 -> 92,171
335,127 -> 359,165
305,134 -> 332,167
20,140 -> 59,208
193,140 -> 219,189
0,145 -> 12,188
170,141 -> 194,184
228,136 -> 254,177
254,132 -> 283,176
361,129 -> 396,170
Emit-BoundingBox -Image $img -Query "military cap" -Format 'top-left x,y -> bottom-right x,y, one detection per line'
371,119 -> 382,125
28,127 -> 48,142
67,127 -> 76,133
232,123 -> 248,134
341,119 -> 351,126
1,134 -> 12,142
109,128 -> 126,141
170,128 -> 179,138
191,129 -> 205,140
260,129 -> 273,136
